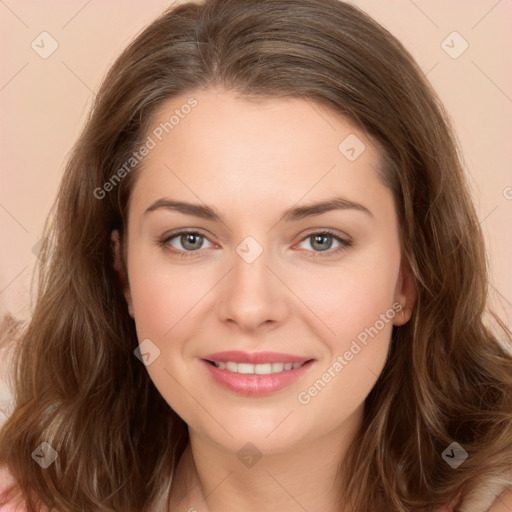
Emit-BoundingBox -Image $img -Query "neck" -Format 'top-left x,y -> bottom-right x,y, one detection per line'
167,407 -> 362,512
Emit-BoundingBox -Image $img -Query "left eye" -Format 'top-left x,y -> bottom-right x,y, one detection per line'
296,232 -> 347,253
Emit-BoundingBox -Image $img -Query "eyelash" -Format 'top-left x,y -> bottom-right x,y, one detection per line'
157,229 -> 353,260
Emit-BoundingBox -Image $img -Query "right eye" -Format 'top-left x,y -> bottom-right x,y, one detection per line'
158,229 -> 216,258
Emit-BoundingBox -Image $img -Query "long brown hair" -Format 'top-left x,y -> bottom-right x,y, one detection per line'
1,0 -> 511,510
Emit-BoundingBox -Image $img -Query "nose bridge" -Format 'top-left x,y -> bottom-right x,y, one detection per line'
233,236 -> 271,293
232,233 -> 274,298
217,232 -> 286,330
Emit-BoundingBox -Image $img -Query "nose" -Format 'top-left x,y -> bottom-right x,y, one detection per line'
216,241 -> 289,333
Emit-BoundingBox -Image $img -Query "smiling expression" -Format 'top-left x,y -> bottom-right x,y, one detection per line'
113,87 -> 414,454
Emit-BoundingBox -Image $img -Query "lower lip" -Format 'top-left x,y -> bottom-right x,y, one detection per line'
201,359 -> 315,397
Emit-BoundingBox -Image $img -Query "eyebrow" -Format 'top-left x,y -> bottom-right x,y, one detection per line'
144,196 -> 373,222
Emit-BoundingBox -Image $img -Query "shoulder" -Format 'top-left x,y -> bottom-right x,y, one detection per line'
0,466 -> 51,512
488,488 -> 512,511
0,466 -> 28,511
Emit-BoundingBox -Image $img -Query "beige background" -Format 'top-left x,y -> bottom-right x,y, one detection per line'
1,1 -> 511,414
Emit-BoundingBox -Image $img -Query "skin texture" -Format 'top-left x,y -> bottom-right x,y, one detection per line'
490,490 -> 512,512
112,88 -> 417,511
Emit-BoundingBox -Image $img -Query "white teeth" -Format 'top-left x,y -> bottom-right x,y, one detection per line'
226,362 -> 238,372
212,361 -> 306,374
255,363 -> 272,375
237,363 -> 255,374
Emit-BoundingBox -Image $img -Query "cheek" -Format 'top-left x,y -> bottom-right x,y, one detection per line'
126,252 -> 209,423
293,271 -> 398,426
291,242 -> 401,347
127,250 -> 212,339
290,242 -> 401,404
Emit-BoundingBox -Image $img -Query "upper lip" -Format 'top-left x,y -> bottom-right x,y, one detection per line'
202,351 -> 313,364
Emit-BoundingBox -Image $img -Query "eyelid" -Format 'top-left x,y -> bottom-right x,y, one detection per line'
159,228 -> 216,252
298,227 -> 351,241
293,228 -> 352,257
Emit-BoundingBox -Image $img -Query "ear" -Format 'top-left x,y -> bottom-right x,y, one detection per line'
111,229 -> 134,319
393,256 -> 417,327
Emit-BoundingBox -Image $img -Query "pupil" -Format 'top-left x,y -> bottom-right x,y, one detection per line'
313,234 -> 331,251
183,233 -> 201,250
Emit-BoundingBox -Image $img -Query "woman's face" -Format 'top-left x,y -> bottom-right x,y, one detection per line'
114,88 -> 415,455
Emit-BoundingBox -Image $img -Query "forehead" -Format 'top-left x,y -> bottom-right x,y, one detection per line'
128,88 -> 388,218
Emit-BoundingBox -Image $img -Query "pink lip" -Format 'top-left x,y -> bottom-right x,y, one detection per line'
200,352 -> 315,397
202,351 -> 311,364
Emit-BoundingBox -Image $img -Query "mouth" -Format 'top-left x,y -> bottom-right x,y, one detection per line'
200,351 -> 315,396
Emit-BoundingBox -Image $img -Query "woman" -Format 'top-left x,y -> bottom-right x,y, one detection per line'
1,0 -> 511,510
